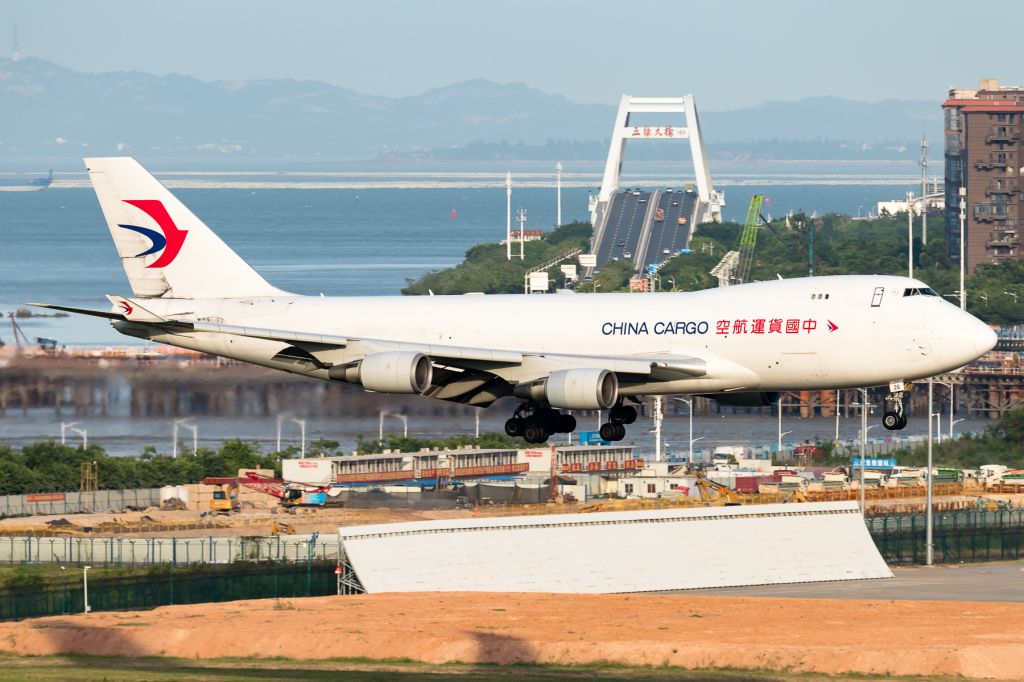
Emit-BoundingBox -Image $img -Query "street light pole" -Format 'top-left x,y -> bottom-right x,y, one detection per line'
506,171 -> 512,261
60,421 -> 79,445
83,566 -> 92,613
859,388 -> 869,515
834,389 -> 840,441
555,161 -> 562,228
652,396 -> 663,462
907,191 -> 914,279
959,186 -> 966,310
926,378 -> 934,566
777,395 -> 783,454
173,419 -> 198,458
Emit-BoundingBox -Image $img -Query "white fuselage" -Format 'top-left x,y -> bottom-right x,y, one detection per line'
122,274 -> 995,397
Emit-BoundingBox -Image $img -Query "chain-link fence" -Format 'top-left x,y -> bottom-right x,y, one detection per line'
0,561 -> 338,621
867,509 -> 1024,565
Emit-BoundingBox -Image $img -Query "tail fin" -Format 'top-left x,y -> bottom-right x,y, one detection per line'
84,157 -> 282,299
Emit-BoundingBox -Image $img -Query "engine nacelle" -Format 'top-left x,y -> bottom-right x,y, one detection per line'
515,368 -> 618,410
328,351 -> 433,394
701,391 -> 780,407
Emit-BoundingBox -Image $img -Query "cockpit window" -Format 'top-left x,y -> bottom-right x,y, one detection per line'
903,287 -> 939,297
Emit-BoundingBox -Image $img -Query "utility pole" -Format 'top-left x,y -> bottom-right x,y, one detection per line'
926,378 -> 934,565
858,389 -> 870,515
556,161 -> 563,228
907,191 -> 914,278
808,220 -> 815,277
652,396 -> 662,462
516,207 -> 527,260
920,134 -> 928,245
959,186 -> 967,310
506,172 -> 512,261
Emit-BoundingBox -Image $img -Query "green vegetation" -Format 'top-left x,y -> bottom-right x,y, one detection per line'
0,432 -> 530,497
896,407 -> 1024,469
352,432 -> 526,455
802,407 -> 1024,470
401,210 -> 1024,326
0,656 -> 978,682
658,211 -> 1023,325
0,440 -> 279,496
401,221 -> 591,294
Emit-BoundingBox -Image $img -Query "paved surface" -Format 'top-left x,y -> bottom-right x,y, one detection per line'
640,189 -> 697,271
595,188 -> 698,271
680,561 -> 1024,602
595,190 -> 647,268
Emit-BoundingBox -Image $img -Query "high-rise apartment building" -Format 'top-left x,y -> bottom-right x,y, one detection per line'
943,79 -> 1024,273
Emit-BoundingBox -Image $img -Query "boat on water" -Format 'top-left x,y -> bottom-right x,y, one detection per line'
0,170 -> 52,191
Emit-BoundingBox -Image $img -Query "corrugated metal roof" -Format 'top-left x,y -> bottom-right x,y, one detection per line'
339,502 -> 892,594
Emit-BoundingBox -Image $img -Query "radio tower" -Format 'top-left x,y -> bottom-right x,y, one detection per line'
920,134 -> 928,245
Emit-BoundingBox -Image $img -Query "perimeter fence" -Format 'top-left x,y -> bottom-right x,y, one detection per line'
0,561 -> 338,621
0,489 -> 161,516
867,508 -> 1024,565
0,534 -> 340,566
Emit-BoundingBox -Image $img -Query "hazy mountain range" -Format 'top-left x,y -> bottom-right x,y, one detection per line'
0,57 -> 944,165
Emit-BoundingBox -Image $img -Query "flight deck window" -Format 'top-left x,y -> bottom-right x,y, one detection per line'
902,287 -> 940,297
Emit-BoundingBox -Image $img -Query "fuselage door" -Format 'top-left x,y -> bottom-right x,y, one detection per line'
870,286 -> 884,307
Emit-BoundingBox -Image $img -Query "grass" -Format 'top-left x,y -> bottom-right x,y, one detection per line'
0,655 -> 996,682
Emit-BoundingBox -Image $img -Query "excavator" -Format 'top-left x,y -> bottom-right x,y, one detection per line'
692,474 -> 741,506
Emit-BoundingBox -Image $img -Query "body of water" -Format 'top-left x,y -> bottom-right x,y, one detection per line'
2,163 -> 923,346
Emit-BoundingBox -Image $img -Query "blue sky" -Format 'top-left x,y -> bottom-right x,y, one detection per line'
4,0 -> 1020,110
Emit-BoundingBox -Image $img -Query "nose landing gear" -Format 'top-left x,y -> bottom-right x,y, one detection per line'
504,403 -> 577,444
882,381 -> 910,431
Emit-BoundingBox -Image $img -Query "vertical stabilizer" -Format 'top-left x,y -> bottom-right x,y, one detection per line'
84,157 -> 283,299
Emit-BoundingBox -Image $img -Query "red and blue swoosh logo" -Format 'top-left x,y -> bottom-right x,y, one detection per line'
117,200 -> 188,268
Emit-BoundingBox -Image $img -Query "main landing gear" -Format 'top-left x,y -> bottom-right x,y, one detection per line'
882,381 -> 911,431
598,402 -> 637,442
503,400 -> 640,444
505,403 -> 577,444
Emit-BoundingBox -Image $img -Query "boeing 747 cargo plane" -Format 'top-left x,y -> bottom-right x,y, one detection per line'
34,158 -> 997,444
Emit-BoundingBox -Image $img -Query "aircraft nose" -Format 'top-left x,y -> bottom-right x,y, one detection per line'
975,323 -> 997,356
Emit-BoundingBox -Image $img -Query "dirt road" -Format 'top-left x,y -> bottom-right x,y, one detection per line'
1,592 -> 1021,680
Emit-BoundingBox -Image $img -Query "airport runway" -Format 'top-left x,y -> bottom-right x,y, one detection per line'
684,561 -> 1024,602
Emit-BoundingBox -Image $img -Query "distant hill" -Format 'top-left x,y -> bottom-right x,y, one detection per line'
0,57 -> 943,165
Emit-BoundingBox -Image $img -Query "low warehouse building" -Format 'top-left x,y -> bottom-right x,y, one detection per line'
337,501 -> 891,594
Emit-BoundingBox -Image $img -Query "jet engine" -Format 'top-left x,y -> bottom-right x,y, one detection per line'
328,351 -> 433,394
514,368 -> 618,410
702,391 -> 780,407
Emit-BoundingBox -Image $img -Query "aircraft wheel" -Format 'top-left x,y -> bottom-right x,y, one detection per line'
523,424 -> 549,444
611,405 -> 638,424
882,412 -> 901,431
505,417 -> 525,437
599,422 -> 626,441
896,414 -> 908,430
557,414 -> 577,433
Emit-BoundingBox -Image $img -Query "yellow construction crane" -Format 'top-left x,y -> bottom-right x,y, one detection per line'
732,194 -> 765,285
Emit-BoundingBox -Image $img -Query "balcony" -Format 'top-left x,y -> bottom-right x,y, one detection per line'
975,159 -> 1009,170
987,182 -> 1021,196
986,131 -> 1022,144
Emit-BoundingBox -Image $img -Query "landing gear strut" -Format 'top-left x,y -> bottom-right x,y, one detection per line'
598,400 -> 637,442
504,402 -> 577,444
882,381 -> 910,431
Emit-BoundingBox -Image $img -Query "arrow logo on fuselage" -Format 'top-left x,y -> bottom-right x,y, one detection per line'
827,320 -> 839,332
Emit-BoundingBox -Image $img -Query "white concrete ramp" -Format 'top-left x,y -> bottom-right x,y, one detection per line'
338,502 -> 892,594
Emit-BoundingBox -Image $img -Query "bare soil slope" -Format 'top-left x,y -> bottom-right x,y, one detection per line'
1,593 -> 1021,680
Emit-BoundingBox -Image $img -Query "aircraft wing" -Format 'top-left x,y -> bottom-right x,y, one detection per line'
29,301 -> 718,406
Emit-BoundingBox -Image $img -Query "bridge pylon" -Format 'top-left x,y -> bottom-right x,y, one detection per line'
589,95 -> 723,227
